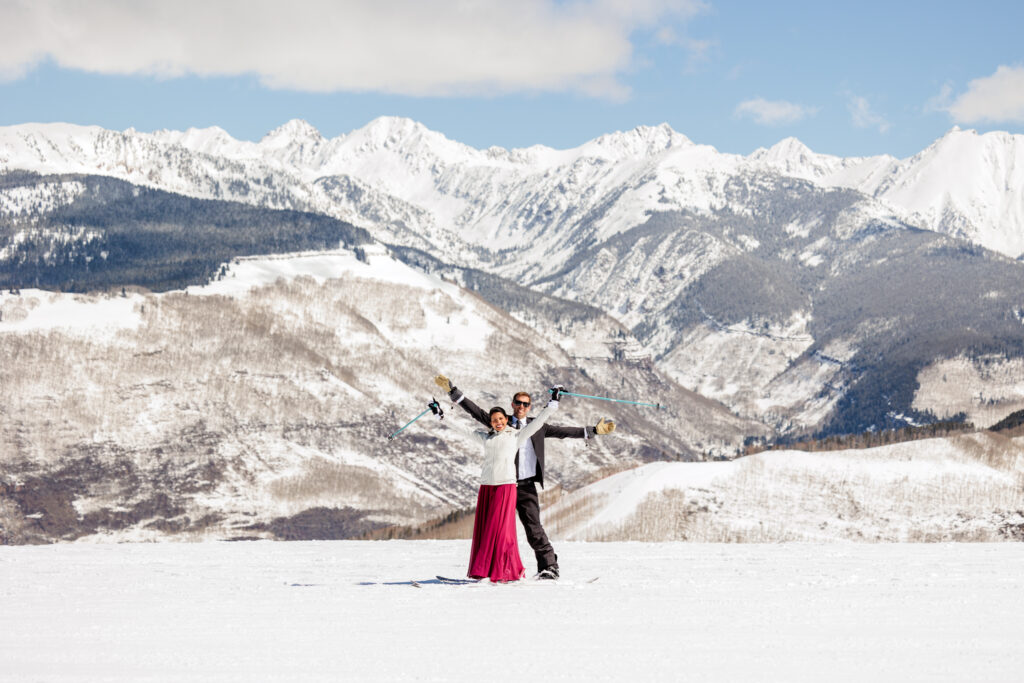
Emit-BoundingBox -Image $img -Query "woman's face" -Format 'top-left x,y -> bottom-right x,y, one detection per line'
490,412 -> 508,432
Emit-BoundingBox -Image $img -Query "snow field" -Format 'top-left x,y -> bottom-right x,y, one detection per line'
0,289 -> 143,336
2,541 -> 1023,682
546,438 -> 1024,543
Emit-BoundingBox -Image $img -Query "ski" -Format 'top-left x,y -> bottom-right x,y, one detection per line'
435,575 -> 482,584
432,575 -> 599,585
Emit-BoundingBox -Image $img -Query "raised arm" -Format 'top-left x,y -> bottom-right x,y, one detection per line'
429,401 -> 488,444
515,395 -> 559,447
435,375 -> 490,428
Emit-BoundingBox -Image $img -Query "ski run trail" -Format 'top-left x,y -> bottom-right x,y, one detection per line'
2,540 -> 1023,682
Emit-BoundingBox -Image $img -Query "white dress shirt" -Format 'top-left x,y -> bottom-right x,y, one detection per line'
511,416 -> 539,481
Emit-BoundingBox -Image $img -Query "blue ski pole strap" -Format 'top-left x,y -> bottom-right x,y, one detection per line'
387,407 -> 433,440
560,391 -> 666,409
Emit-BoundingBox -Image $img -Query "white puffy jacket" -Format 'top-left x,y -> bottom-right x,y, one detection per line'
448,400 -> 558,485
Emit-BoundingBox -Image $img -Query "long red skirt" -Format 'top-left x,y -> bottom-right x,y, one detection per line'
467,484 -> 525,582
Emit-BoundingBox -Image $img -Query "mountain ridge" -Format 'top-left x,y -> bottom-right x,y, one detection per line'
3,118 -> 1023,259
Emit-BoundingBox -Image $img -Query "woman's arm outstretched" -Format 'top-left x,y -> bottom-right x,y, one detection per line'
432,400 -> 488,443
514,386 -> 564,447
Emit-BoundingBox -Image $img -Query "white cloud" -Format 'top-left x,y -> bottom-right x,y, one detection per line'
945,65 -> 1024,124
0,0 -> 704,98
847,94 -> 890,133
734,98 -> 816,126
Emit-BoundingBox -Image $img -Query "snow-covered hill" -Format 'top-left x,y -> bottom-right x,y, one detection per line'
0,245 -> 758,544
3,237 -> 1023,544
544,431 -> 1024,543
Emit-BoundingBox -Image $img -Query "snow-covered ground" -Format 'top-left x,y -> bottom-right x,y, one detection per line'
2,541 -> 1023,682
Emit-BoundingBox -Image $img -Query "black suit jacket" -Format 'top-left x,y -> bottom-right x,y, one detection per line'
450,388 -> 595,488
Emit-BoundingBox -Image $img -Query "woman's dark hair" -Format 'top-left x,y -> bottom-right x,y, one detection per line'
488,406 -> 509,420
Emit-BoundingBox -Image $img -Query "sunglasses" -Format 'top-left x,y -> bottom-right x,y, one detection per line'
512,400 -> 531,407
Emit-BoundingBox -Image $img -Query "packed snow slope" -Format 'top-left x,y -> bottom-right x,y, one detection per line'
2,541 -> 1023,682
544,430 -> 1024,543
0,244 -> 756,544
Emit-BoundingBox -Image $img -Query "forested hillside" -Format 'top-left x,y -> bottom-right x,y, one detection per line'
0,172 -> 370,292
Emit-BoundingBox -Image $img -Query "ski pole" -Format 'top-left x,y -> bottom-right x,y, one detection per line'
387,399 -> 444,440
554,390 -> 666,410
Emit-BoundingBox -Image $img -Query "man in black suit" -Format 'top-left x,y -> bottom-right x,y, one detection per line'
435,375 -> 616,579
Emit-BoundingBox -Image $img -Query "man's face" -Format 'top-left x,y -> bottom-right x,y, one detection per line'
511,393 -> 531,421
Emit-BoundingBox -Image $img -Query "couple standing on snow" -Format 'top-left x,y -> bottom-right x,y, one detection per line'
432,375 -> 616,583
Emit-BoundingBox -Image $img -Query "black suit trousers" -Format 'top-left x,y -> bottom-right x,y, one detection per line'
516,480 -> 557,571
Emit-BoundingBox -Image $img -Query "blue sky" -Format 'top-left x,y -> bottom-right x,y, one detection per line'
1,0 -> 1022,158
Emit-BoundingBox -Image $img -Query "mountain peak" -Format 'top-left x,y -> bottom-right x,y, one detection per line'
749,137 -> 817,164
343,116 -> 476,163
925,126 -> 1024,152
913,126 -> 989,162
361,115 -> 427,135
928,125 -> 1024,151
351,116 -> 438,149
261,119 -> 324,146
771,136 -> 814,157
583,123 -> 693,159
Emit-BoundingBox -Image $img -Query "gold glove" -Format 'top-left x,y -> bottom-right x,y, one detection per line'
595,418 -> 616,435
434,375 -> 452,393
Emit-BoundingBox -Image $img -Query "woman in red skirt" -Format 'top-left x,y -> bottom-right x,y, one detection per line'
443,387 -> 561,582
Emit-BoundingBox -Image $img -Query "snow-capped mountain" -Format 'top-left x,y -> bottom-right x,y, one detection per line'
3,118 -> 1022,259
3,119 -> 1024,436
752,127 -> 1024,258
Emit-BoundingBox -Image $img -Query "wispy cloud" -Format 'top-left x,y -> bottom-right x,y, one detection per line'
0,0 -> 704,99
944,65 -> 1024,124
654,26 -> 716,73
924,83 -> 955,115
846,94 -> 890,133
734,98 -> 816,126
